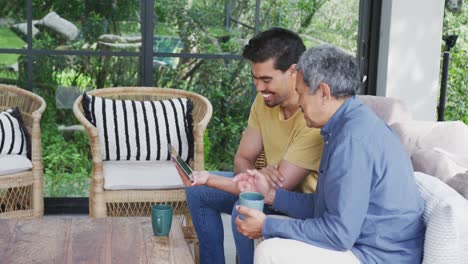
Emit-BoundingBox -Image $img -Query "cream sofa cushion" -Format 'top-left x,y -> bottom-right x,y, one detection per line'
359,95 -> 412,125
103,160 -> 184,190
446,172 -> 468,199
392,121 -> 468,163
412,148 -> 468,182
415,172 -> 468,264
0,154 -> 32,176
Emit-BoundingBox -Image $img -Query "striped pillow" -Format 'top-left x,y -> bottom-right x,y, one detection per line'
0,107 -> 31,159
82,93 -> 194,162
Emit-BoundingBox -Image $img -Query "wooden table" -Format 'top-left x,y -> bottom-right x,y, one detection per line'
0,217 -> 194,264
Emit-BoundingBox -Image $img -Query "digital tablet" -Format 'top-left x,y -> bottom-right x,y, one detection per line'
168,143 -> 193,182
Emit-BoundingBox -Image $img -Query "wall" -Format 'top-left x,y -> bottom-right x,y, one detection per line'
376,0 -> 445,121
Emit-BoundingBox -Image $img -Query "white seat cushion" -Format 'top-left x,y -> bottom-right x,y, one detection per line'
103,160 -> 184,190
415,172 -> 468,264
0,154 -> 33,176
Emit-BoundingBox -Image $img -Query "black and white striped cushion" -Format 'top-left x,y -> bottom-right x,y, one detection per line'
82,93 -> 194,162
0,107 -> 31,159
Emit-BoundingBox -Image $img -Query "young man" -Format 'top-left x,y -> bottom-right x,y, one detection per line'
183,28 -> 323,264
233,44 -> 425,264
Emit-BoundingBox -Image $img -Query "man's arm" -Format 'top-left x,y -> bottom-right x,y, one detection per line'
234,127 -> 263,175
263,137 -> 373,251
261,161 -> 310,190
204,174 -> 242,195
262,127 -> 322,190
195,126 -> 262,195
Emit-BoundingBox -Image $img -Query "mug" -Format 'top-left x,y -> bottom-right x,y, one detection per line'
151,204 -> 173,236
239,192 -> 264,220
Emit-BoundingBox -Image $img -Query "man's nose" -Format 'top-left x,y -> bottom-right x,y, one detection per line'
255,82 -> 266,92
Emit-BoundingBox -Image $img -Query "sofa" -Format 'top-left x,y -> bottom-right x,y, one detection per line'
359,95 -> 468,264
359,95 -> 468,198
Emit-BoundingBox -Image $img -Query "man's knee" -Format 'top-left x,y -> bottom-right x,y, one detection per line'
185,186 -> 206,205
254,238 -> 282,264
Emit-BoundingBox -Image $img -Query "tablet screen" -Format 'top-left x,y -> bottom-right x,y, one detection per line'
168,143 -> 193,182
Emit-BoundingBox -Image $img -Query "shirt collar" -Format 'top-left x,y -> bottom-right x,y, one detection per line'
320,95 -> 362,140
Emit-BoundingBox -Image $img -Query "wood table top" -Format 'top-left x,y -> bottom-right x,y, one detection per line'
0,217 -> 194,264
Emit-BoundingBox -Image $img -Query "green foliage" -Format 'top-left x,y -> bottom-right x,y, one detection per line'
0,28 -> 25,81
0,3 -> 26,18
39,89 -> 91,197
259,0 -> 357,52
152,58 -> 252,171
0,28 -> 25,63
2,0 -> 366,195
443,9 -> 468,124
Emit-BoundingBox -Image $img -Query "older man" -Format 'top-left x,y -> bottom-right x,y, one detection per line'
233,44 -> 425,264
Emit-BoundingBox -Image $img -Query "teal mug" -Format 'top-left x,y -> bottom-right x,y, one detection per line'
239,192 -> 264,220
151,204 -> 173,236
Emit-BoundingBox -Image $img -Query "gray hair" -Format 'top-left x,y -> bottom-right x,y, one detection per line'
295,44 -> 360,98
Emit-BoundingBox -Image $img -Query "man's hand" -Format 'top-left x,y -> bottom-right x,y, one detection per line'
233,169 -> 276,205
260,165 -> 285,188
173,162 -> 193,187
191,171 -> 210,186
174,161 -> 211,187
235,205 -> 266,239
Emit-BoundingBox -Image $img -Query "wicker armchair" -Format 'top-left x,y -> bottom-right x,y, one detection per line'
73,87 -> 212,218
0,84 -> 46,219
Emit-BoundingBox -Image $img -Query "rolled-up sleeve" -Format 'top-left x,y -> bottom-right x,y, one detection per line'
262,136 -> 373,251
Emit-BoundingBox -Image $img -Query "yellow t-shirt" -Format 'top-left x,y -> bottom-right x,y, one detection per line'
248,94 -> 323,193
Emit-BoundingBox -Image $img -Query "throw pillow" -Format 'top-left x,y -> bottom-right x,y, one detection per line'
412,148 -> 467,182
359,95 -> 412,125
0,107 -> 31,159
82,93 -> 194,162
414,172 -> 468,264
446,172 -> 468,199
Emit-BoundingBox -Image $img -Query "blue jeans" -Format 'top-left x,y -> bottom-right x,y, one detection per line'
185,171 -> 278,264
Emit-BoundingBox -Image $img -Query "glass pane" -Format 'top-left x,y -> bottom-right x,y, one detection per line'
1,3 -> 27,87
0,3 -> 27,49
261,0 -> 360,53
32,0 -> 141,52
154,0 -> 256,55
0,54 -> 28,87
153,57 -> 252,170
32,55 -> 140,197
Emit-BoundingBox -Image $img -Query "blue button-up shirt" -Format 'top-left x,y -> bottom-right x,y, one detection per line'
262,96 -> 425,264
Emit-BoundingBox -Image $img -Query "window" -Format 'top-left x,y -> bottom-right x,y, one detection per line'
0,0 -> 375,212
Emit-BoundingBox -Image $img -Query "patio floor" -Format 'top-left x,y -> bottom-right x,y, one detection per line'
43,213 -> 237,263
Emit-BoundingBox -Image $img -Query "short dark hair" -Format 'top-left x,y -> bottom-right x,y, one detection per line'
242,27 -> 306,72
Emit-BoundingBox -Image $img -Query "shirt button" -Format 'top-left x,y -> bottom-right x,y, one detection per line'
326,141 -> 329,144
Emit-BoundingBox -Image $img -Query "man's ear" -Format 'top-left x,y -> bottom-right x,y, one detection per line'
318,83 -> 332,98
318,83 -> 332,105
288,64 -> 297,76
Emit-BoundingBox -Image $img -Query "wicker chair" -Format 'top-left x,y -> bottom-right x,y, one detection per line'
73,87 -> 212,262
0,84 -> 46,219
